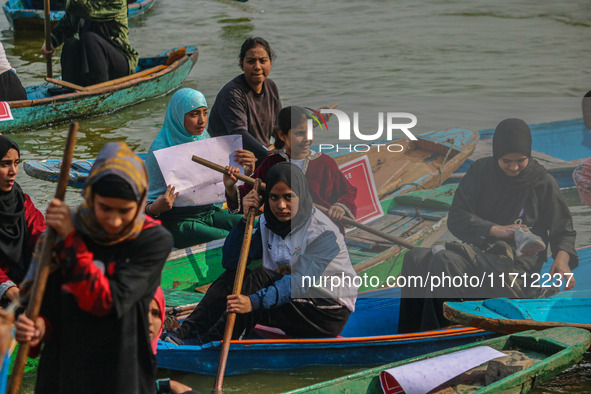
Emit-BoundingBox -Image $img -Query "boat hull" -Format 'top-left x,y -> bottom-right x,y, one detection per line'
2,0 -> 156,30
1,47 -> 198,133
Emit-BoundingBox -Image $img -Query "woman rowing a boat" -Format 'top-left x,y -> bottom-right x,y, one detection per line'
398,118 -> 578,333
224,106 -> 357,227
145,88 -> 257,249
0,136 -> 45,307
40,0 -> 138,87
0,43 -> 27,101
163,162 -> 358,344
15,142 -> 172,393
207,37 -> 282,163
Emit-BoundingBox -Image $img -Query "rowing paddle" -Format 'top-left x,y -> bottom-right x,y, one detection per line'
213,178 -> 262,393
191,155 -> 417,250
43,0 -> 52,78
8,122 -> 78,394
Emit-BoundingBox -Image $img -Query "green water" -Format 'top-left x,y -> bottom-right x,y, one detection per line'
2,0 -> 591,392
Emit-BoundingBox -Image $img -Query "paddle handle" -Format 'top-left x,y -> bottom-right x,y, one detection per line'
7,123 -> 78,394
191,155 -> 416,249
213,179 -> 261,393
44,0 -> 52,78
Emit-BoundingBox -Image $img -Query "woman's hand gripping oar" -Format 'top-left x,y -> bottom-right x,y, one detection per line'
8,122 -> 78,394
192,155 -> 416,250
213,179 -> 261,393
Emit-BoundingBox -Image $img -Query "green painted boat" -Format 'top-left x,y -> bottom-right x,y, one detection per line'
284,327 -> 591,394
0,45 -> 198,134
162,184 -> 458,310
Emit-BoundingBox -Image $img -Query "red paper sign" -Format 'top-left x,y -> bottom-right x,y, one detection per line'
339,156 -> 384,224
380,371 -> 405,394
0,102 -> 13,122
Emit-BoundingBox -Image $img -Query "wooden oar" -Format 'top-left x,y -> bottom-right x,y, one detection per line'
213,179 -> 261,393
7,122 -> 78,394
191,155 -> 417,250
43,0 -> 52,78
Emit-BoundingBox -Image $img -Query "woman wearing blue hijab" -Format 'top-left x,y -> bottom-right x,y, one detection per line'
145,88 -> 256,248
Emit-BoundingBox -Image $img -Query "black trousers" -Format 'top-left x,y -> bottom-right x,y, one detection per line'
0,70 -> 27,101
61,31 -> 129,87
176,267 -> 351,341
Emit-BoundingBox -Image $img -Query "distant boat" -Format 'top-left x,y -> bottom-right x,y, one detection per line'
1,46 -> 198,134
2,0 -> 156,30
284,327 -> 591,394
447,118 -> 590,188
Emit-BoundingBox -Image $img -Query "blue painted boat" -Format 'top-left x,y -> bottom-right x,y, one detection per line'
2,0 -> 156,30
1,46 -> 198,134
447,118 -> 590,188
157,245 -> 591,375
23,128 -> 478,192
156,286 -> 495,376
444,245 -> 591,335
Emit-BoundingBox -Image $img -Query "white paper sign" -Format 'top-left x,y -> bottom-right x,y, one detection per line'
153,135 -> 242,206
380,346 -> 506,394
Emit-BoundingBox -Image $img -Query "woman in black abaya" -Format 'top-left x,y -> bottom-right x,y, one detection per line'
398,118 -> 578,333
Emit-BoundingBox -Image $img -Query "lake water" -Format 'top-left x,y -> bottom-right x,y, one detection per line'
2,0 -> 591,392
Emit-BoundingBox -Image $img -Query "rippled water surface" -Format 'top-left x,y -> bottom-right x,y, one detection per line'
2,0 -> 591,392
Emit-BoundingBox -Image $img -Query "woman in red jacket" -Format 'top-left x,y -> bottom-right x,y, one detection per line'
0,136 -> 45,306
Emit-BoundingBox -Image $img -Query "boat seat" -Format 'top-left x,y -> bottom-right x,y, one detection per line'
253,324 -> 344,339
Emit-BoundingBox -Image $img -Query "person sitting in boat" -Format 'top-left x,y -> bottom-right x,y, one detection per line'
0,136 -> 45,307
163,162 -> 358,344
398,118 -> 578,334
207,37 -> 282,163
149,287 -> 196,394
15,142 -> 173,393
0,42 -> 27,101
145,88 -> 257,249
224,106 -> 357,226
40,0 -> 138,87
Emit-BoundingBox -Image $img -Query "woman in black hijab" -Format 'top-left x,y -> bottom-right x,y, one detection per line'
0,136 -> 45,306
166,162 -> 358,344
398,118 -> 577,333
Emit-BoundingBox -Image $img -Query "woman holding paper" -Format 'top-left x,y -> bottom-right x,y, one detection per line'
224,106 -> 357,227
145,88 -> 256,249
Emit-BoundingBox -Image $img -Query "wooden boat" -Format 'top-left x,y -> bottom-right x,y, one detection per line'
447,118 -> 589,188
284,327 -> 591,394
161,185 -> 457,310
0,46 -> 198,134
156,286 -> 495,376
2,0 -> 156,30
23,128 -> 478,195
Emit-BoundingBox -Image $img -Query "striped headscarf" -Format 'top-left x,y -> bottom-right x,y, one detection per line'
74,142 -> 148,245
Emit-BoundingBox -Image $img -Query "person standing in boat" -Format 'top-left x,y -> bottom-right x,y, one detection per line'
0,136 -> 45,307
163,162 -> 358,344
224,106 -> 357,225
398,118 -> 578,333
0,42 -> 27,101
15,142 -> 172,393
40,0 -> 138,87
145,88 -> 257,249
207,37 -> 282,163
